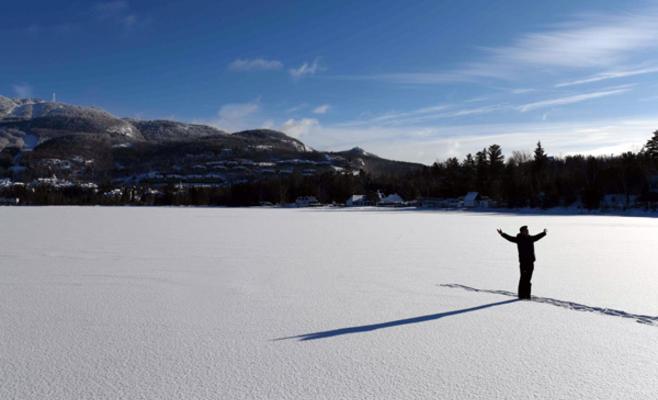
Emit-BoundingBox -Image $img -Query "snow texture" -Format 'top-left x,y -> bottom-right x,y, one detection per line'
1,207 -> 657,399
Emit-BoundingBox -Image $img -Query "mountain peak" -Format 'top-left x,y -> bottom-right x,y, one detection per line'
341,146 -> 376,158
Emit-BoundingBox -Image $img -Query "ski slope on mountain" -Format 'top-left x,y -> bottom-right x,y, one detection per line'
1,207 -> 657,399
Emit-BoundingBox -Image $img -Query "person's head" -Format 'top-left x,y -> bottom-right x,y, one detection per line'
519,225 -> 529,236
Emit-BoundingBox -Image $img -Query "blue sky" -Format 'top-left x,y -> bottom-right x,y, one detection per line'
3,0 -> 658,163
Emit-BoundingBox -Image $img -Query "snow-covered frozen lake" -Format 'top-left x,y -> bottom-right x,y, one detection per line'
1,207 -> 657,399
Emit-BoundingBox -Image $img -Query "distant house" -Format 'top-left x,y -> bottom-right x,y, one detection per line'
346,194 -> 370,207
295,196 -> 320,207
378,193 -> 405,207
463,192 -> 480,208
601,194 -> 638,210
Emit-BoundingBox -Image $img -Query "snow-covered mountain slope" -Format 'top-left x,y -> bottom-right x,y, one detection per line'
0,97 -> 142,150
128,119 -> 229,142
1,208 -> 656,399
233,129 -> 315,152
0,97 -> 424,182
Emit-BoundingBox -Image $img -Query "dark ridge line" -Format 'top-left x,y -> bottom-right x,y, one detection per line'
440,283 -> 658,326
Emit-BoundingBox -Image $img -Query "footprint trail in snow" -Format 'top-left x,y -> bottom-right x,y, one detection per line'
440,283 -> 658,326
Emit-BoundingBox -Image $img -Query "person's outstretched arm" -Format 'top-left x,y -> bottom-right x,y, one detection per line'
497,228 -> 517,243
532,229 -> 548,242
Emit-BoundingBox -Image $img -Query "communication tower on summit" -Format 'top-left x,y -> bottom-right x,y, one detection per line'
52,92 -> 57,102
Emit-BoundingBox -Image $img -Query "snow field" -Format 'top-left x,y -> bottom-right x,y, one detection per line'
1,207 -> 656,399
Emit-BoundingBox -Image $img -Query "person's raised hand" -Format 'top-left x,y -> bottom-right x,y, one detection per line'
543,228 -> 548,234
497,228 -> 503,235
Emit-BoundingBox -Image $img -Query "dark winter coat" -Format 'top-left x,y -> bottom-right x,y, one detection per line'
501,231 -> 546,263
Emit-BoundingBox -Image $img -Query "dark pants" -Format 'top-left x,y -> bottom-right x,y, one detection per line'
518,261 -> 534,299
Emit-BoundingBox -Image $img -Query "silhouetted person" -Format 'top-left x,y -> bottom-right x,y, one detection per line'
497,226 -> 547,299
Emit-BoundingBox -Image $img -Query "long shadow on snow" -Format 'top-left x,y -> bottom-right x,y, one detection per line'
275,299 -> 519,341
441,284 -> 658,326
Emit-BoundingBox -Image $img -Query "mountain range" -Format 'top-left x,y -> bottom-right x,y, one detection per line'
0,96 -> 424,186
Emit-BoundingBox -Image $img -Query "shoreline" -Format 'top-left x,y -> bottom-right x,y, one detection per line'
3,204 -> 658,218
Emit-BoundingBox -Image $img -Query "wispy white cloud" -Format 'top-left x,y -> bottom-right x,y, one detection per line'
200,99 -> 261,132
483,12 -> 658,70
464,96 -> 489,103
228,58 -> 283,71
336,8 -> 658,85
12,83 -> 33,98
281,118 -> 319,138
218,101 -> 259,120
343,103 -> 507,127
517,87 -> 632,112
323,84 -> 631,133
510,88 -> 535,94
352,104 -> 450,125
435,105 -> 508,119
286,103 -> 307,113
334,71 -> 473,85
198,101 -> 320,136
555,66 -> 658,87
261,120 -> 276,129
399,105 -> 508,125
312,104 -> 330,114
289,58 -> 323,79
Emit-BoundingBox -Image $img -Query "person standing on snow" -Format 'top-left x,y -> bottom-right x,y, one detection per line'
497,226 -> 547,299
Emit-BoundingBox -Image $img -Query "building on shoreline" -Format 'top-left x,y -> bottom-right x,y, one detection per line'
346,194 -> 371,207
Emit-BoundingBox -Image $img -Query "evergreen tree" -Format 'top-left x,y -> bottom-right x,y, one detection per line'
487,144 -> 505,198
475,148 -> 488,193
532,141 -> 548,206
463,153 -> 475,169
487,144 -> 504,169
444,157 -> 461,196
533,141 -> 547,165
644,130 -> 658,159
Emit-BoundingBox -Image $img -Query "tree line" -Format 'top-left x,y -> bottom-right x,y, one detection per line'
3,131 -> 658,209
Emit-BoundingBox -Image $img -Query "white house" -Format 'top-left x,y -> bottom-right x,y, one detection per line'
463,192 -> 480,207
295,196 -> 320,207
346,194 -> 370,207
378,193 -> 405,207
